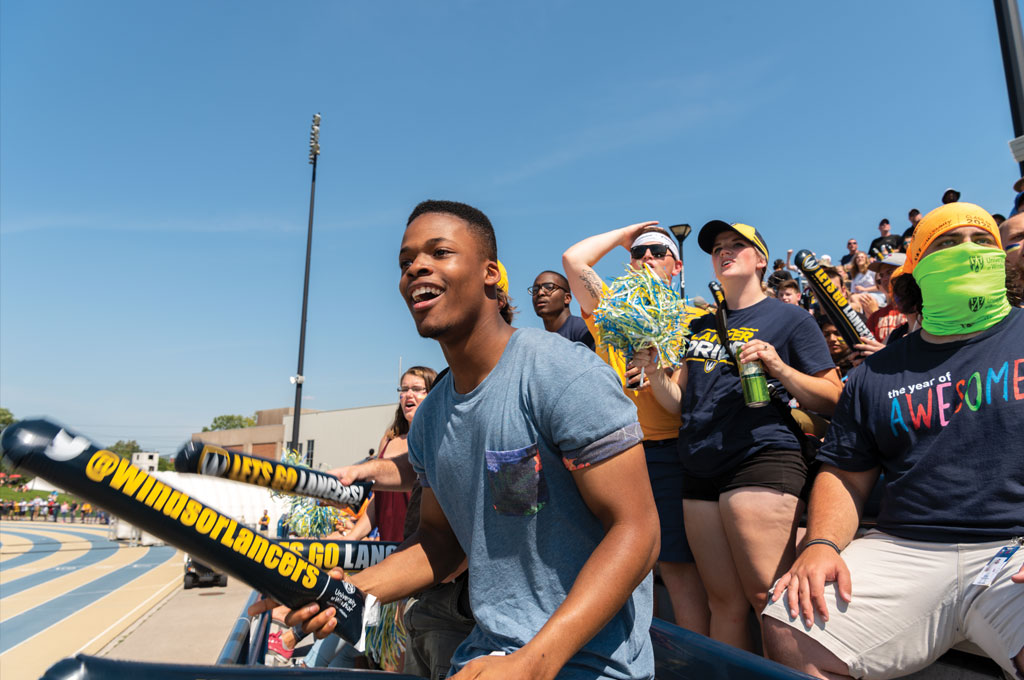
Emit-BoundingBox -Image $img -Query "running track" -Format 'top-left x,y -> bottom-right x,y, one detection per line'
0,520 -> 180,679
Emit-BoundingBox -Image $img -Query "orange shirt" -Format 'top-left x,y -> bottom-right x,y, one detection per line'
584,304 -> 707,441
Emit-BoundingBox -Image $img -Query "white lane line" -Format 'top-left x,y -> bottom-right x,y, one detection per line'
76,572 -> 182,654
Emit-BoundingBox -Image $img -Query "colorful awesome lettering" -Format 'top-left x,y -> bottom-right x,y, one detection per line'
888,358 -> 1024,435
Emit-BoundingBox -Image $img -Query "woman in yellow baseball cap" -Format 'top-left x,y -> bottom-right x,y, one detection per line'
636,219 -> 843,652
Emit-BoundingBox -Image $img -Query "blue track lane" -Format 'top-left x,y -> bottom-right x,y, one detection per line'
0,527 -> 119,598
0,543 -> 176,654
0,529 -> 62,570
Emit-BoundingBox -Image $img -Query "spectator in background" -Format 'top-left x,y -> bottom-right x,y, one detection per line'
849,252 -> 883,303
766,260 -> 794,295
822,266 -> 878,319
899,227 -> 915,253
839,239 -> 858,267
1009,180 -> 1024,218
865,253 -> 907,342
349,366 -> 438,544
941,187 -> 961,204
869,219 -> 901,257
529,270 -> 595,350
907,208 -> 921,227
992,213 -> 1005,226
815,316 -> 854,379
564,220 -> 710,636
775,279 -> 803,306
999,212 -> 1024,305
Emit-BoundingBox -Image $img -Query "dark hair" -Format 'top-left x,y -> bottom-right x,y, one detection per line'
772,258 -> 785,270
908,208 -> 920,219
536,270 -> 570,291
992,213 -> 1006,226
777,279 -> 800,294
902,226 -> 915,240
815,314 -> 837,330
407,200 -> 497,261
879,218 -> 890,227
387,366 -> 438,439
497,289 -> 517,324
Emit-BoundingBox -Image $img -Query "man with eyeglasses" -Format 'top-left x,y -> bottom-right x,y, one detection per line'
530,271 -> 595,350
564,221 -> 710,635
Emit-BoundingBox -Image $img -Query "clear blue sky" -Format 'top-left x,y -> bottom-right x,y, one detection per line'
1,1 -> 1019,453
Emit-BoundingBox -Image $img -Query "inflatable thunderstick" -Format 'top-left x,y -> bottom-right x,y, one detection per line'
707,280 -> 738,368
794,249 -> 873,349
175,440 -> 372,509
0,419 -> 375,648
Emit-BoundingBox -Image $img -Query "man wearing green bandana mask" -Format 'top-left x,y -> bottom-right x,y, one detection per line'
913,241 -> 1010,336
763,203 -> 1024,680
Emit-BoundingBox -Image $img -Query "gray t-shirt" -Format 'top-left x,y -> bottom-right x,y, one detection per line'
408,328 -> 653,679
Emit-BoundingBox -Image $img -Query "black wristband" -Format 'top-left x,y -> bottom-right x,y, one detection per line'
804,538 -> 841,554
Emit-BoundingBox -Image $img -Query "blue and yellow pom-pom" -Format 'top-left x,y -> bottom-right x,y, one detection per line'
593,264 -> 691,367
273,449 -> 343,539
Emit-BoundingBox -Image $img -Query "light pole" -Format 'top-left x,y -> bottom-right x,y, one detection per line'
668,223 -> 692,301
995,0 -> 1024,174
289,113 -> 320,458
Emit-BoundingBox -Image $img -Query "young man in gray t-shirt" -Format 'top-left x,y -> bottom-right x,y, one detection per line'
262,200 -> 659,679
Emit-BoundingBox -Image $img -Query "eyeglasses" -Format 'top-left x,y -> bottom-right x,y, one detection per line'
397,386 -> 428,394
527,282 -> 565,296
630,244 -> 672,260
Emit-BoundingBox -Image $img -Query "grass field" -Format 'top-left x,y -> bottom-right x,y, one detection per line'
0,486 -> 76,504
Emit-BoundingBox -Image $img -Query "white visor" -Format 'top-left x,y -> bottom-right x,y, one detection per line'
630,232 -> 679,260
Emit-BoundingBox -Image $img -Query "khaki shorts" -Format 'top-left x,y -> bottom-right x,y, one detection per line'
762,530 -> 1024,679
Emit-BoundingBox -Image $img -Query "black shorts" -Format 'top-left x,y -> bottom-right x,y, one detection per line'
682,448 -> 807,501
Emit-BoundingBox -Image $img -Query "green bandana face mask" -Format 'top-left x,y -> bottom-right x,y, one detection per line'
914,241 -> 1010,336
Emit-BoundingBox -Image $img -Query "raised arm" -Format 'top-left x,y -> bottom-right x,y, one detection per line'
453,444 -> 659,680
562,221 -> 658,315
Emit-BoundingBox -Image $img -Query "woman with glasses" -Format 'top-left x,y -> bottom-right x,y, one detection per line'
348,365 -> 438,543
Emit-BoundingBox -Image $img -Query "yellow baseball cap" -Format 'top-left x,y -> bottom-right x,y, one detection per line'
698,220 -> 769,261
903,202 -> 1001,275
496,260 -> 509,293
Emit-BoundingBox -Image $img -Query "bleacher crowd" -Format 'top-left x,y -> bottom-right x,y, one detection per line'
254,185 -> 1023,680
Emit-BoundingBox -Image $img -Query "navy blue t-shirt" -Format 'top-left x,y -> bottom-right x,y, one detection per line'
555,314 -> 596,351
818,307 -> 1024,543
679,297 -> 835,477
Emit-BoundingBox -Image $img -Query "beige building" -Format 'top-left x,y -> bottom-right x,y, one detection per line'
189,407 -> 317,460
283,404 -> 397,470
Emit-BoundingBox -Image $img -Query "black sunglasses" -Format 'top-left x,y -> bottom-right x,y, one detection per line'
630,244 -> 672,259
527,282 -> 565,296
